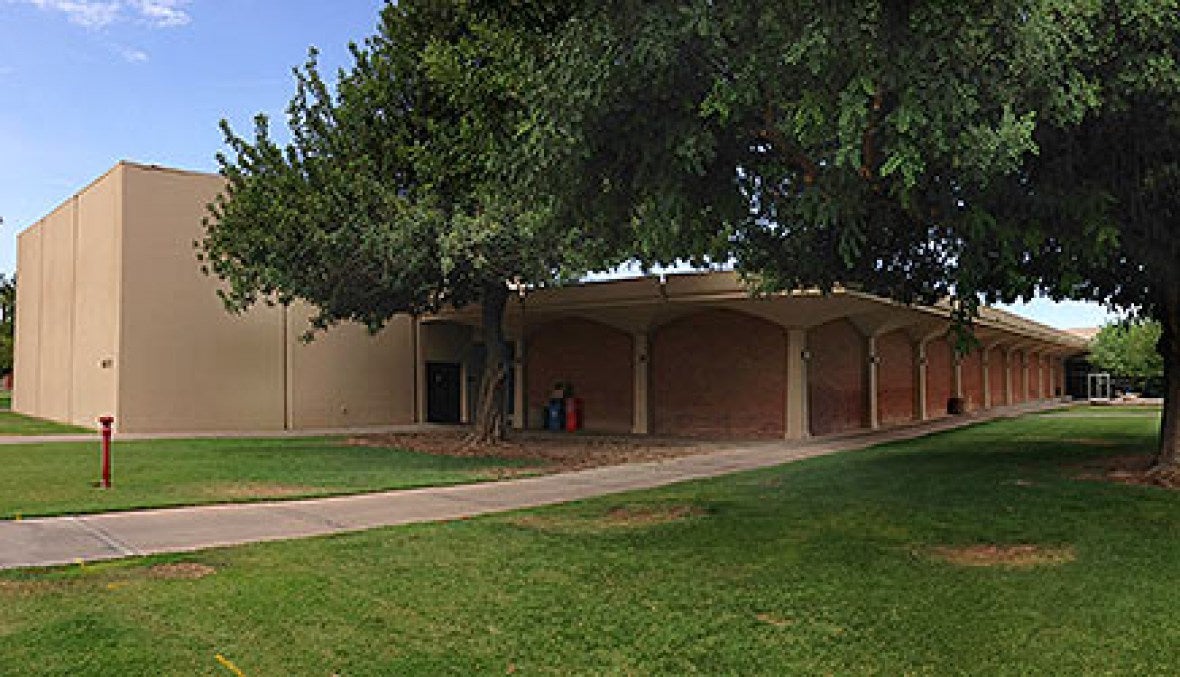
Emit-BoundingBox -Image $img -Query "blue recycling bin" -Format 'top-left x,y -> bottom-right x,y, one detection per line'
545,400 -> 565,431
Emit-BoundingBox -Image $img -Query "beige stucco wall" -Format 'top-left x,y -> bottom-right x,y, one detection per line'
287,305 -> 416,428
70,169 -> 121,427
422,322 -> 474,363
12,224 -> 42,416
15,162 -> 421,433
117,164 -> 286,432
13,167 -> 123,428
37,199 -> 77,423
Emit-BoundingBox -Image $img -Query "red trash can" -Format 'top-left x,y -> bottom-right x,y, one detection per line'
565,397 -> 583,432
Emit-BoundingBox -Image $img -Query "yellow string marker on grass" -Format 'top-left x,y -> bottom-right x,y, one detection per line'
215,653 -> 248,677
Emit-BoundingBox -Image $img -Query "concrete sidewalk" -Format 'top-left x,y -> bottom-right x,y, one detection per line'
0,402 -> 1064,570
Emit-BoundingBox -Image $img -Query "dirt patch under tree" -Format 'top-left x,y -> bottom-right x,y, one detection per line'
926,544 -> 1076,568
508,503 -> 708,533
1071,454 -> 1180,490
345,430 -> 714,473
147,562 -> 216,580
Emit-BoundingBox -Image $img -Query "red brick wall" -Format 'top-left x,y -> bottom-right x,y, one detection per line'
651,310 -> 785,438
1057,356 -> 1066,398
1043,356 -> 1052,398
526,318 -> 633,433
987,347 -> 1005,407
925,338 -> 953,417
877,330 -> 914,426
960,349 -> 983,411
808,319 -> 866,436
1010,351 -> 1026,403
1045,355 -> 1054,398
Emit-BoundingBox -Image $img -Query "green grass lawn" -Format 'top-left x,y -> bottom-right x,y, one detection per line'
2,410 -> 1177,675
0,438 -> 538,518
0,410 -> 92,436
0,391 -> 93,434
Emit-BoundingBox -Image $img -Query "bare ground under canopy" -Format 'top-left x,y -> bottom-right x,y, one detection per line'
1072,454 -> 1180,490
345,430 -> 719,474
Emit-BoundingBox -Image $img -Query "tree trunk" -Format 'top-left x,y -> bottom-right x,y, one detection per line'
1152,282 -> 1180,471
467,281 -> 511,446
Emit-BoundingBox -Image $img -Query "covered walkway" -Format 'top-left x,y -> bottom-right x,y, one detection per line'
419,272 -> 1086,439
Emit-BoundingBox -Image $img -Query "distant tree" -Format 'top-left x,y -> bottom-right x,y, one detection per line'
1089,322 -> 1164,394
201,2 -> 614,444
0,274 -> 14,375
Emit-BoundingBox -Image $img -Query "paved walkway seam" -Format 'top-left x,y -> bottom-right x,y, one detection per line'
70,517 -> 140,558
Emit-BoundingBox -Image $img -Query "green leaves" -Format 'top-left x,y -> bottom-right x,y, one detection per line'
201,1 -> 604,336
1089,321 -> 1165,386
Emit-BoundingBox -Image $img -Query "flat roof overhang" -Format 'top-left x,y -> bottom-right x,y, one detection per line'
424,271 -> 1089,357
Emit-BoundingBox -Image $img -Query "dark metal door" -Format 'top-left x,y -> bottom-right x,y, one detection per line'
426,362 -> 462,423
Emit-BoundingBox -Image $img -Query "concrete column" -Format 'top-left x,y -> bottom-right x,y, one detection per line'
1058,357 -> 1064,397
1046,357 -> 1054,400
632,332 -> 650,435
1063,357 -> 1070,396
1033,353 -> 1043,401
785,328 -> 809,439
913,340 -> 929,421
981,351 -> 992,409
414,318 -> 427,424
512,337 -> 526,430
1022,351 -> 1031,402
459,362 -> 471,424
1004,349 -> 1014,405
865,334 -> 879,430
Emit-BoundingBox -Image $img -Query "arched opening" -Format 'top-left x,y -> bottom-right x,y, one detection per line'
961,349 -> 984,411
877,330 -> 914,426
526,317 -> 633,433
651,309 -> 785,438
987,346 -> 1005,407
808,319 -> 866,436
925,338 -> 953,417
1016,350 -> 1031,402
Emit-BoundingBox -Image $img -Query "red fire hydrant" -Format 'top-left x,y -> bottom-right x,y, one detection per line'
98,416 -> 115,489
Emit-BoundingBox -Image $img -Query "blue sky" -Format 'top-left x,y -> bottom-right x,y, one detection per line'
0,0 -> 1118,330
0,0 -> 384,261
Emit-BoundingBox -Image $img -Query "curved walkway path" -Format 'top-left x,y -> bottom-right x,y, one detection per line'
0,402 -> 1065,570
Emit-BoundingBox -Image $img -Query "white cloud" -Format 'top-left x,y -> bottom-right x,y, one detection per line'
116,44 -> 148,62
20,0 -> 121,28
12,0 -> 190,29
126,0 -> 189,28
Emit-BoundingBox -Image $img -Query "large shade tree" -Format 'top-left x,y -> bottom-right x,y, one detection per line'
201,1 -> 605,443
1003,2 -> 1180,469
524,0 -> 1180,470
